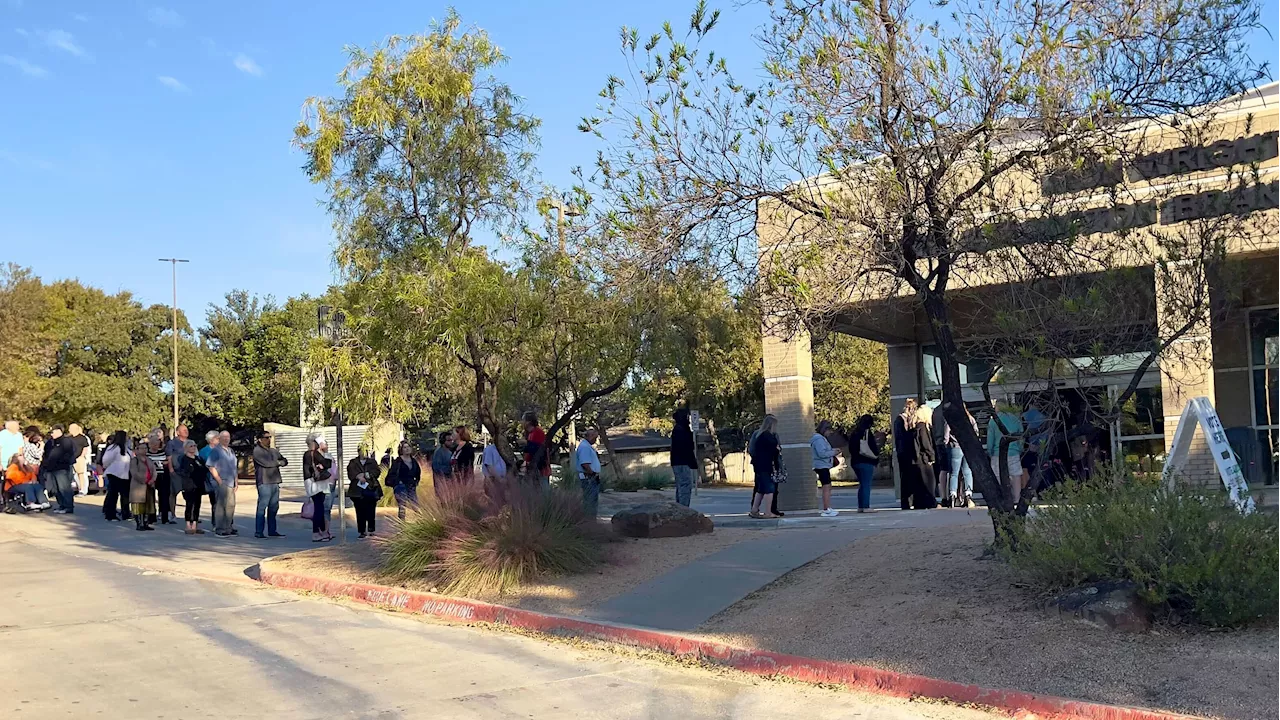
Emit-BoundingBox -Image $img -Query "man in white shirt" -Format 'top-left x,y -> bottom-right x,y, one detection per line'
575,428 -> 602,518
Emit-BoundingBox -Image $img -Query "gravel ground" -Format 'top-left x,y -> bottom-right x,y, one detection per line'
265,526 -> 776,617
698,522 -> 1278,720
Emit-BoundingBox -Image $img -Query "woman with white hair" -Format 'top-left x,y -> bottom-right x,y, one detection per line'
174,439 -> 208,535
200,430 -> 221,527
893,399 -> 937,509
748,415 -> 782,519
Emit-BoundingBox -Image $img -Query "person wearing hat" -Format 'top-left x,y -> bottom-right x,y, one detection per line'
252,430 -> 289,539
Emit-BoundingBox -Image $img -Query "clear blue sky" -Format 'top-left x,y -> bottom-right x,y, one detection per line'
1,1 -> 1275,326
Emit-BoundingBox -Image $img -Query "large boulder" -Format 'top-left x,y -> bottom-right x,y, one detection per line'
1050,580 -> 1151,633
611,502 -> 714,538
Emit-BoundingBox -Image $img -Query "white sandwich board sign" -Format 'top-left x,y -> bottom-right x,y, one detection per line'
1161,396 -> 1255,513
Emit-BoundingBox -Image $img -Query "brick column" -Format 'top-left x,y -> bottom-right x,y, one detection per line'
887,344 -> 922,501
762,328 -> 818,511
1157,267 -> 1219,486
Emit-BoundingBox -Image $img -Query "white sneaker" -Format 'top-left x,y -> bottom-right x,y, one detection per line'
820,509 -> 839,517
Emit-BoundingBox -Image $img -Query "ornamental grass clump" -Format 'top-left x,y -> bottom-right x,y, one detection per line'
374,482 -> 607,596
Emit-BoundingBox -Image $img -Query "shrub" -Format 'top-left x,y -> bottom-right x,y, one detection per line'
374,484 -> 606,595
642,471 -> 668,490
609,475 -> 642,492
1009,476 -> 1278,627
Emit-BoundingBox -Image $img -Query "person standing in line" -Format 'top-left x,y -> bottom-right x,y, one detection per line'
42,424 -> 77,514
893,400 -> 936,510
481,436 -> 508,506
575,427 -> 602,518
199,431 -> 220,526
748,415 -> 782,519
913,403 -> 940,507
451,426 -> 476,485
128,440 -> 156,531
303,435 -> 333,541
68,423 -> 91,497
384,441 -> 420,520
431,431 -> 456,498
99,431 -> 133,521
848,415 -> 882,513
252,430 -> 289,539
930,405 -> 951,504
937,402 -> 977,508
164,424 -> 188,520
174,440 -> 207,535
669,407 -> 699,507
811,419 -> 839,517
520,412 -> 551,491
746,415 -> 784,517
144,431 -> 172,525
208,430 -> 239,536
987,400 -> 1025,504
0,420 -> 24,514
346,446 -> 383,538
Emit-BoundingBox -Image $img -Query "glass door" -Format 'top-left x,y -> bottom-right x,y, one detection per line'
1108,382 -> 1165,475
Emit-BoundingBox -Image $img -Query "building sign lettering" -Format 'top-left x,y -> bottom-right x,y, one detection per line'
1043,131 -> 1279,195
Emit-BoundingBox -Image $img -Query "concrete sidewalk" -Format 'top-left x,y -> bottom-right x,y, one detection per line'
585,507 -> 989,630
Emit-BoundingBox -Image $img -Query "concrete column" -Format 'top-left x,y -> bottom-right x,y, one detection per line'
887,344 -> 921,501
1156,267 -> 1219,486
762,328 -> 817,511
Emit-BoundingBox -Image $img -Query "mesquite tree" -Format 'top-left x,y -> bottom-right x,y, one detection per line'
581,0 -> 1267,540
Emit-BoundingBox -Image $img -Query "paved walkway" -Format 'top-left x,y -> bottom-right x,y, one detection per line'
585,507 -> 989,630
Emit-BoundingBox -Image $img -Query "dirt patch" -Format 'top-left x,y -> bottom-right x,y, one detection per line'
265,526 -> 775,617
698,522 -> 1277,720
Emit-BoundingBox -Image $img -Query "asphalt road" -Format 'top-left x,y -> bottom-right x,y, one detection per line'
1,511 -> 1002,720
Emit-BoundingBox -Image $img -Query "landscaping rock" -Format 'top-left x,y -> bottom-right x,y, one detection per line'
1051,580 -> 1151,633
611,502 -> 714,538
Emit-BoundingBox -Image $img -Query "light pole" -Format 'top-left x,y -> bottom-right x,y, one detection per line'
158,258 -> 189,430
318,305 -> 348,545
545,199 -> 583,449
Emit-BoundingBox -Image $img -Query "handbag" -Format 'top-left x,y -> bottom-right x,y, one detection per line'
771,458 -> 788,484
859,436 -> 876,461
301,498 -> 315,520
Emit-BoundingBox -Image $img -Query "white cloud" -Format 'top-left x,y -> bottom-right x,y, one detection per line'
36,29 -> 89,58
232,53 -> 262,76
0,54 -> 47,77
72,13 -> 89,23
146,6 -> 183,27
156,75 -> 189,93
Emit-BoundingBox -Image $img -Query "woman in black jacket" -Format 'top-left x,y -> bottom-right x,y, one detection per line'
347,448 -> 383,538
174,440 -> 208,535
383,442 -> 421,520
848,414 -> 882,513
748,416 -> 782,519
914,404 -> 938,502
893,399 -> 937,510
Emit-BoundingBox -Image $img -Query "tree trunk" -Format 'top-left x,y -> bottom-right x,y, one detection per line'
921,290 -> 1018,545
594,419 -> 621,484
705,417 -> 729,481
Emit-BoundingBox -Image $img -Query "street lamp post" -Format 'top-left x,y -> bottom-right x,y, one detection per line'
546,199 -> 583,448
158,258 -> 189,430
318,305 -> 348,545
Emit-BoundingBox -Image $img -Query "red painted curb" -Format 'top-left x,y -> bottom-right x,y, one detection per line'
257,566 -> 1203,720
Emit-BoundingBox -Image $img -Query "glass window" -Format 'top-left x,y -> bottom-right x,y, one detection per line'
1254,368 -> 1279,428
1118,387 -> 1164,438
1250,309 -> 1278,368
1120,438 -> 1165,475
1262,429 -> 1278,486
922,345 -> 992,388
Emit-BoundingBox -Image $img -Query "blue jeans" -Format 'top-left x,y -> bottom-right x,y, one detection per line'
255,484 -> 280,536
672,465 -> 695,506
947,446 -> 972,497
12,482 -> 46,506
50,469 -> 74,512
853,462 -> 875,509
579,475 -> 601,517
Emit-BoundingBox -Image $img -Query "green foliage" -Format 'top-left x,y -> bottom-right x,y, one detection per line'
812,332 -> 888,430
376,486 -> 605,595
1009,477 -> 1278,627
609,475 -> 643,492
202,291 -> 321,427
642,471 -> 668,490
